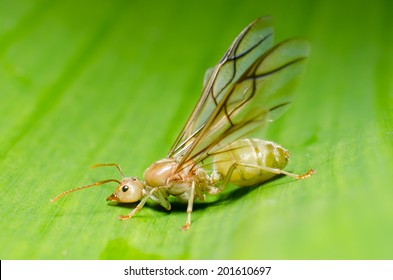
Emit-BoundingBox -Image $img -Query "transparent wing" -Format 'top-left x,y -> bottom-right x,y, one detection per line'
169,19 -> 310,171
196,39 -> 310,164
169,16 -> 274,158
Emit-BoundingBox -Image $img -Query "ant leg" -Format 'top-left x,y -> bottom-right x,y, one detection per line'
155,189 -> 171,211
91,163 -> 125,178
181,181 -> 195,231
217,163 -> 238,192
207,163 -> 239,195
118,188 -> 157,220
234,163 -> 314,179
216,163 -> 314,192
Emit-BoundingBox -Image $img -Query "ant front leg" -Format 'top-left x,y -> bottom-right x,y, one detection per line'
118,188 -> 157,220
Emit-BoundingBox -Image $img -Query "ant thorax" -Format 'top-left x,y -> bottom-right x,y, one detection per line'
143,157 -> 212,203
143,157 -> 209,187
143,158 -> 179,187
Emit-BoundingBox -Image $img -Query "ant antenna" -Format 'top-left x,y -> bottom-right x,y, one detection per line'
50,179 -> 121,202
91,163 -> 125,178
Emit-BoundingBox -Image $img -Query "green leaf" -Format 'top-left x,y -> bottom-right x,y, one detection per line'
1,0 -> 392,259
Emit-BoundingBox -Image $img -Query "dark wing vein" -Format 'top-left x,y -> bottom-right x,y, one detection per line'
168,16 -> 274,158
168,18 -> 310,172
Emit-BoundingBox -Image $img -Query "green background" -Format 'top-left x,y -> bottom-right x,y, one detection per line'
1,0 -> 392,259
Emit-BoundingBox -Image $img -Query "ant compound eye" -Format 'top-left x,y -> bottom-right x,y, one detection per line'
122,185 -> 129,192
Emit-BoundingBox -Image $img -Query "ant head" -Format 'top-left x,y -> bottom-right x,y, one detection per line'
106,177 -> 145,203
50,164 -> 146,204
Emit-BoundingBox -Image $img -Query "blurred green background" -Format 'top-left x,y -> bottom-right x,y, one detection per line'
0,0 -> 392,259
